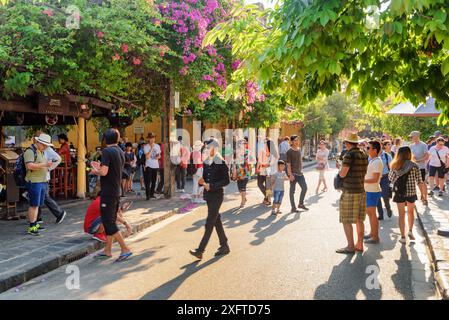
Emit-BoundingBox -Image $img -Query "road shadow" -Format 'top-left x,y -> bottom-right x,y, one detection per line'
314,254 -> 383,300
140,256 -> 223,300
250,211 -> 301,246
390,245 -> 413,300
305,194 -> 323,206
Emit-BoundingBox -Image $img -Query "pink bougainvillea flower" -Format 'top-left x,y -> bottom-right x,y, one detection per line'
179,66 -> 189,75
42,9 -> 54,17
231,60 -> 241,71
198,91 -> 211,101
152,18 -> 161,26
258,94 -> 266,102
132,57 -> 142,65
202,75 -> 214,81
112,53 -> 121,61
96,31 -> 104,38
121,44 -> 129,53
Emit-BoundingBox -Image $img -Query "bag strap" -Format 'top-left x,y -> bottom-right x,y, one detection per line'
435,149 -> 445,165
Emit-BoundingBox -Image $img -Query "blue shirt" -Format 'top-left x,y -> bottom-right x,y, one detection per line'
379,152 -> 392,175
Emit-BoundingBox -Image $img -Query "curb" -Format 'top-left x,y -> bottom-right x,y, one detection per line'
0,206 -> 182,294
416,206 -> 449,300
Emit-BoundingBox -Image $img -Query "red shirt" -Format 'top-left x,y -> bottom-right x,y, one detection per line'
58,142 -> 71,165
83,196 -> 100,233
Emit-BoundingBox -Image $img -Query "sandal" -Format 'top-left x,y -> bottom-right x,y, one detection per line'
335,247 -> 355,254
115,252 -> 133,262
94,252 -> 112,259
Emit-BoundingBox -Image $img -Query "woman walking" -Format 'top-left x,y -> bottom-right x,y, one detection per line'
315,140 -> 329,194
428,137 -> 449,197
256,139 -> 275,205
231,139 -> 255,208
389,146 -> 426,244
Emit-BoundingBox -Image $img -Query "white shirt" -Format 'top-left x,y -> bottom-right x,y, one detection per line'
43,147 -> 62,181
279,141 -> 290,154
428,146 -> 449,167
364,157 -> 383,192
143,143 -> 161,169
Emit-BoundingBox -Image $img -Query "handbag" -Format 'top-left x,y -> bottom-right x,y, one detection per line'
435,149 -> 449,174
334,174 -> 344,190
316,162 -> 325,170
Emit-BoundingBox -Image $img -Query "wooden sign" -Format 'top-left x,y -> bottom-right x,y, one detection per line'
134,126 -> 144,135
38,94 -> 70,115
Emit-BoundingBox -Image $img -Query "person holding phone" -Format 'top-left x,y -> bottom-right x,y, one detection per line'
143,132 -> 161,200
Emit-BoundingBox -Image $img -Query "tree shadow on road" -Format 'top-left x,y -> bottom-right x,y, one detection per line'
139,257 -> 224,300
314,254 -> 383,300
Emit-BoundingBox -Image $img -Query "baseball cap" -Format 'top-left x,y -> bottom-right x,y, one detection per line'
409,131 -> 420,138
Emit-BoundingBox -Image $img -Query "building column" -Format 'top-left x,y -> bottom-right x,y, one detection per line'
76,117 -> 86,199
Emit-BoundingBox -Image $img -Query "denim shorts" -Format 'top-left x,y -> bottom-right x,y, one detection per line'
26,182 -> 47,207
88,216 -> 102,234
366,191 -> 382,208
273,190 -> 284,204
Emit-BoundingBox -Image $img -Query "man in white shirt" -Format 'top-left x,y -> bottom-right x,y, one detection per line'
279,136 -> 290,161
36,144 -> 67,225
143,132 -> 161,200
409,131 -> 430,203
363,140 -> 383,245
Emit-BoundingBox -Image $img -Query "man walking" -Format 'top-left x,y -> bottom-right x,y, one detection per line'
91,129 -> 132,262
336,133 -> 368,254
143,132 -> 161,200
279,136 -> 290,162
24,133 -> 53,236
286,135 -> 308,212
36,141 -> 67,225
409,131 -> 429,204
190,138 -> 230,259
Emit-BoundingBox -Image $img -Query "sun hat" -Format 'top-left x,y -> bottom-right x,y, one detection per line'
34,133 -> 54,147
147,132 -> 155,138
193,140 -> 203,150
343,133 -> 363,144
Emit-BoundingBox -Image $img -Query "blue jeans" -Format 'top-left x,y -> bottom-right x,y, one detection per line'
289,174 -> 308,209
37,183 -> 64,220
273,190 -> 284,204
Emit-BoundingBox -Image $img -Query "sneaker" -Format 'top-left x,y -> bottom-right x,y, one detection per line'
92,233 -> 107,243
36,224 -> 46,231
399,237 -> 406,244
438,191 -> 444,197
36,218 -> 43,224
155,194 -> 164,200
434,186 -> 440,191
387,209 -> 393,217
55,211 -> 67,224
180,189 -> 185,193
27,226 -> 41,236
214,246 -> 230,256
298,204 -> 309,211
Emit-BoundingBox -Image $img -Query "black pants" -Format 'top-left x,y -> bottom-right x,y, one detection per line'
144,167 -> 158,199
377,175 -> 392,217
175,166 -> 186,189
257,175 -> 267,200
198,191 -> 228,252
37,183 -> 64,221
156,168 -> 164,193
100,195 -> 120,236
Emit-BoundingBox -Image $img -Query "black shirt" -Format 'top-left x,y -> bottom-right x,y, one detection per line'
203,154 -> 230,194
100,145 -> 125,197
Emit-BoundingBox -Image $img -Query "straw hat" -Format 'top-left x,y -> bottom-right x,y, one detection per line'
343,133 -> 362,144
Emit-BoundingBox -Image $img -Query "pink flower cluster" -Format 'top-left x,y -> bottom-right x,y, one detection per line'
198,91 -> 211,101
159,0 -> 229,98
245,81 -> 265,105
231,59 -> 241,71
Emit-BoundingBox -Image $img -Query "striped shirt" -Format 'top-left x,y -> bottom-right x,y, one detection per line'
342,147 -> 368,194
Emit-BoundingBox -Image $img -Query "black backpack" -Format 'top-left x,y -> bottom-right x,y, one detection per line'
393,171 -> 410,195
14,147 -> 37,188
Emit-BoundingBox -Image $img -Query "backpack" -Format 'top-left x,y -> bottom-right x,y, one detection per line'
187,152 -> 198,176
14,147 -> 37,188
393,171 -> 410,195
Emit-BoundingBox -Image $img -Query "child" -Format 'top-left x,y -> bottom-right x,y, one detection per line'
271,160 -> 289,215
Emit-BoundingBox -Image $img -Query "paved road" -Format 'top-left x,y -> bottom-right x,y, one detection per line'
0,167 -> 437,300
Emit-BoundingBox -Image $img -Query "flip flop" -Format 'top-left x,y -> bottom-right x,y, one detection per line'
335,247 -> 355,254
94,252 -> 112,259
115,252 -> 133,262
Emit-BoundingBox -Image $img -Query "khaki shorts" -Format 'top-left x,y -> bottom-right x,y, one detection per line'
339,191 -> 366,224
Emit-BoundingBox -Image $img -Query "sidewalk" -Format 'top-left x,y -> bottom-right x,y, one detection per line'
0,181 -> 196,294
416,192 -> 449,299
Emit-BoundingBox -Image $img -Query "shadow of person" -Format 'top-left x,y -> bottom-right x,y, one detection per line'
139,257 -> 223,300
250,211 -> 301,246
390,245 -> 414,300
314,254 -> 383,300
222,204 -> 270,229
305,194 -> 322,206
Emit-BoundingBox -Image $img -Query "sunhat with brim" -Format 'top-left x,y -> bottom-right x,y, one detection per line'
193,140 -> 204,150
343,133 -> 363,144
34,133 -> 54,147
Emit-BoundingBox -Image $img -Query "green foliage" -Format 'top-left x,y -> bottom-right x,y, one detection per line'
205,0 -> 449,124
